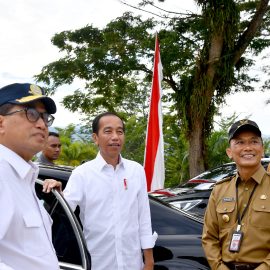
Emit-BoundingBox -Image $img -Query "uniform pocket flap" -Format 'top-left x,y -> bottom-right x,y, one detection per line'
23,212 -> 42,228
252,203 -> 270,213
217,201 -> 235,213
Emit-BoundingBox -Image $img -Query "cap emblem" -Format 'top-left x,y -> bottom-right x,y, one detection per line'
29,84 -> 42,96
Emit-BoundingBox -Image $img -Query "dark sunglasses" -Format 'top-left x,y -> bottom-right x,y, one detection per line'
4,107 -> 55,127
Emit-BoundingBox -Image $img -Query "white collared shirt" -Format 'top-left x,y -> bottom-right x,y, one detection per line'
64,152 -> 156,270
0,144 -> 59,270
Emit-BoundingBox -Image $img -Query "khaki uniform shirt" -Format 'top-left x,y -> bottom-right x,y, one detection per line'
202,165 -> 270,270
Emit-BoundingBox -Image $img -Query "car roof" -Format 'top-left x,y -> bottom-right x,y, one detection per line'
190,158 -> 270,182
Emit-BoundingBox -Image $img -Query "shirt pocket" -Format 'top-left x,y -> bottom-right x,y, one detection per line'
216,201 -> 236,229
23,211 -> 49,256
38,200 -> 53,238
250,201 -> 270,228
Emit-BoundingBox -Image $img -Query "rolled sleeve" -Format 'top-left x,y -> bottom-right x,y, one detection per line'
140,231 -> 158,249
138,167 -> 157,249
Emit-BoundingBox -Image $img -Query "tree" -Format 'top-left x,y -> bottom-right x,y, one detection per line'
55,124 -> 97,166
206,114 -> 237,168
122,114 -> 190,187
36,0 -> 270,177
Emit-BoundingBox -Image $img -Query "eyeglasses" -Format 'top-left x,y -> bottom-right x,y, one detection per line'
4,107 -> 55,127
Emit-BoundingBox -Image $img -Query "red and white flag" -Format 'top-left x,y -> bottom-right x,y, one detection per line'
144,35 -> 165,192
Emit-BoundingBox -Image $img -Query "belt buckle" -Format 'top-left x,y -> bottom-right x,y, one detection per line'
234,265 -> 244,270
234,264 -> 253,270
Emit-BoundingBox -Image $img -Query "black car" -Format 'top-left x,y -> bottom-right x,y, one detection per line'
162,158 -> 270,216
35,179 -> 91,270
36,163 -> 210,270
163,189 -> 211,217
152,158 -> 270,200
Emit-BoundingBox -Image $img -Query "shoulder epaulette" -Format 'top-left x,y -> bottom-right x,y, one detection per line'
215,175 -> 234,186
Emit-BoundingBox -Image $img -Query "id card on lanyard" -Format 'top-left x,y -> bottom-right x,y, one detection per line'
229,181 -> 257,253
229,225 -> 244,252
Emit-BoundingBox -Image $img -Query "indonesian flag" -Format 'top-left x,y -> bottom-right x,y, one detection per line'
144,35 -> 165,192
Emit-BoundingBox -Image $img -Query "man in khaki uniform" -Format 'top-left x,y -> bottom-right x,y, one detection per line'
202,119 -> 270,270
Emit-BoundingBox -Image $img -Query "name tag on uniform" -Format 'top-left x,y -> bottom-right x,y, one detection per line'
222,197 -> 235,202
229,231 -> 243,252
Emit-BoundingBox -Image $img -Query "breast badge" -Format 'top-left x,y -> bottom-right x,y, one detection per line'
222,214 -> 230,223
260,194 -> 267,200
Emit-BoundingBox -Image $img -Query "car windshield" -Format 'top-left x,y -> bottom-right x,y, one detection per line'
192,163 -> 236,181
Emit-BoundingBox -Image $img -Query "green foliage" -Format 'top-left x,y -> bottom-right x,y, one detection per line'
35,1 -> 270,176
51,114 -> 246,188
54,124 -> 97,166
122,113 -> 190,187
122,115 -> 147,163
205,114 -> 238,169
58,142 -> 97,166
263,138 -> 270,157
163,114 -> 189,186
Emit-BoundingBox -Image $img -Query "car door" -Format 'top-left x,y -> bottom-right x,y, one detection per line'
35,179 -> 91,270
150,196 -> 210,269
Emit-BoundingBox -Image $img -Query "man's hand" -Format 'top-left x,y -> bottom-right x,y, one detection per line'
42,179 -> 62,193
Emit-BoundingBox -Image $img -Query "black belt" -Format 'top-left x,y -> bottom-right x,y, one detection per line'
224,262 -> 260,270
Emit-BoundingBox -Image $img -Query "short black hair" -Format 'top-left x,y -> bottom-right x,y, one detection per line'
92,112 -> 125,134
49,131 -> 59,137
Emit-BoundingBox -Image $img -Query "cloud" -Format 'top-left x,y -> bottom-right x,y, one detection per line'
1,0 -> 269,133
0,0 -> 127,127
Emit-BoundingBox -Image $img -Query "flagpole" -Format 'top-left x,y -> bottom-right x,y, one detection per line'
144,34 -> 165,192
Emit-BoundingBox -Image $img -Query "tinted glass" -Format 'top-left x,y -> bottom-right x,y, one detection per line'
191,160 -> 270,183
38,166 -> 71,188
35,184 -> 82,266
192,164 -> 236,181
149,197 -> 203,235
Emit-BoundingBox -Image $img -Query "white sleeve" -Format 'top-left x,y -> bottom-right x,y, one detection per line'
63,169 -> 85,211
137,165 -> 158,249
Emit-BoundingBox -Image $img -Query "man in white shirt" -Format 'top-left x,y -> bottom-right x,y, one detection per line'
0,83 -> 59,270
63,112 -> 156,270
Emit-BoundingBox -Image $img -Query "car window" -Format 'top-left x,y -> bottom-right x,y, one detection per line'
38,166 -> 71,189
192,164 -> 236,181
35,180 -> 91,270
150,197 -> 203,235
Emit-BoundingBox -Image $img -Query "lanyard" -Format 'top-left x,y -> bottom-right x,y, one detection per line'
235,180 -> 257,231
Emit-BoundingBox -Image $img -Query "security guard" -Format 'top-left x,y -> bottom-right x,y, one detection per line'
202,119 -> 270,270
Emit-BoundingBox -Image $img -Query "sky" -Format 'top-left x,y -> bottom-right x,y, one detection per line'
1,0 -> 270,135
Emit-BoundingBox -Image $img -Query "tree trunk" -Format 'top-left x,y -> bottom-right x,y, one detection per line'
188,119 -> 205,178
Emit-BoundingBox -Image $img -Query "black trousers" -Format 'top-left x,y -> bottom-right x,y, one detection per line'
224,262 -> 260,270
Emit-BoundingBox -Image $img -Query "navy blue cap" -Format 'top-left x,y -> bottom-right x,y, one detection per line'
0,83 -> 56,114
228,119 -> 261,141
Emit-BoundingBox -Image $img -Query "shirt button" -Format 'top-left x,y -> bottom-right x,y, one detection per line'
224,208 -> 227,211
245,187 -> 249,191
243,204 -> 247,208
262,205 -> 265,209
